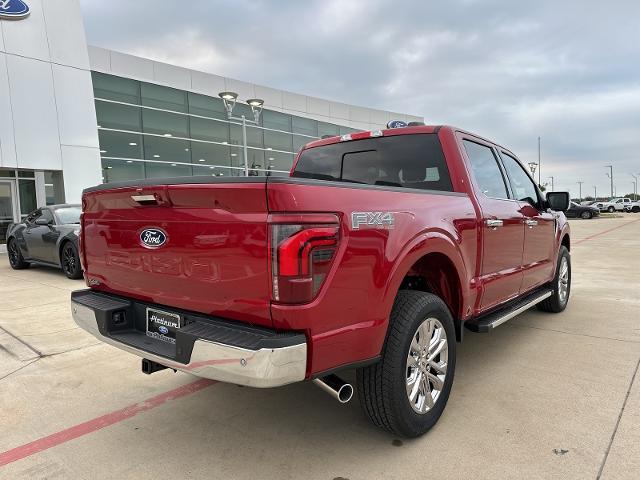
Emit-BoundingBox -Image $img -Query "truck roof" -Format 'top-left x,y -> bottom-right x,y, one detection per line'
301,125 -> 519,160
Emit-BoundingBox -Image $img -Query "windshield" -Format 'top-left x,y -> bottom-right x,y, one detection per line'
55,207 -> 81,224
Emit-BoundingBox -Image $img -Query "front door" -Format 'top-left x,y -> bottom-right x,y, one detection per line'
0,180 -> 18,245
499,151 -> 556,292
461,138 -> 525,313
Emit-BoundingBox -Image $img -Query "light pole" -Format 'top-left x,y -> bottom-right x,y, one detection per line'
593,185 -> 597,201
577,181 -> 583,203
537,136 -> 541,187
528,162 -> 538,177
631,174 -> 638,201
219,91 -> 264,177
547,176 -> 554,191
605,165 -> 613,199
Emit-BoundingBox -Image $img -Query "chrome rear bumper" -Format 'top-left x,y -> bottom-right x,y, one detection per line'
71,295 -> 307,388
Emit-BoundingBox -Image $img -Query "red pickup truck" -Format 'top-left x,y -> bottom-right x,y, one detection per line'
72,125 -> 571,437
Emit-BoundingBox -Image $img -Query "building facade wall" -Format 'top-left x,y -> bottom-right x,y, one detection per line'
0,0 -> 101,205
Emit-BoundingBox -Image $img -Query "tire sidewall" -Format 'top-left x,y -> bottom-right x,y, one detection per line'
387,294 -> 457,436
8,238 -> 25,268
552,246 -> 571,311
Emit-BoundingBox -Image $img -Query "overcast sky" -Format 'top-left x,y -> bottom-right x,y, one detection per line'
80,0 -> 640,199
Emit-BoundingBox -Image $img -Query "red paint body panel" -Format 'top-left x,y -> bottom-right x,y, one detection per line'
81,125 -> 569,378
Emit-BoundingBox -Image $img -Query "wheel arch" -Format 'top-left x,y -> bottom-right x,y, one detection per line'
383,232 -> 469,343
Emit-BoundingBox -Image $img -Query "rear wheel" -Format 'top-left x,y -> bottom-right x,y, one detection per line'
61,242 -> 82,279
607,206 -> 615,213
580,211 -> 592,219
538,246 -> 571,313
7,238 -> 29,270
356,290 -> 456,437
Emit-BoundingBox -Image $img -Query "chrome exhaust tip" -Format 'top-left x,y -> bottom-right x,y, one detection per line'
313,374 -> 354,403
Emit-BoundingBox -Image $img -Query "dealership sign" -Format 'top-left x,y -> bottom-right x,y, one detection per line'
0,0 -> 30,19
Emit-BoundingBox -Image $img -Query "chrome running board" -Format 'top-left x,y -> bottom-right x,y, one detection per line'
465,289 -> 553,333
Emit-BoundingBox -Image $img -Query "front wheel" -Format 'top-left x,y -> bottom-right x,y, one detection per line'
61,242 -> 83,279
538,246 -> 571,313
580,211 -> 592,219
7,238 -> 29,270
607,206 -> 615,213
356,290 -> 456,437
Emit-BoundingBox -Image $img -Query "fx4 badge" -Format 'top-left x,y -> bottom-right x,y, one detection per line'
351,212 -> 395,230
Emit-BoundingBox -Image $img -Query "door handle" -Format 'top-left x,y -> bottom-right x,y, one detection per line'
485,219 -> 504,229
525,219 -> 538,228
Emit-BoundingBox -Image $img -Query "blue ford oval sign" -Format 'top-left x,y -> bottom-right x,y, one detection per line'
0,0 -> 30,19
387,120 -> 408,129
158,326 -> 169,335
140,228 -> 167,249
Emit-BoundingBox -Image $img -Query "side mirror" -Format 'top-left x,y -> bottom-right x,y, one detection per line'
546,192 -> 570,211
35,218 -> 52,226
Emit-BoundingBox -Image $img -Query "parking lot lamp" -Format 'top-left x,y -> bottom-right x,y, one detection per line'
605,165 -> 613,198
577,181 -> 583,203
528,162 -> 538,176
219,92 -> 265,177
631,174 -> 638,201
593,185 -> 597,201
547,176 -> 554,191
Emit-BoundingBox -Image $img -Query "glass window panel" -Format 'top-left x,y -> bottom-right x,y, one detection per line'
264,151 -> 295,173
463,140 -> 509,199
143,136 -> 190,163
192,164 -> 241,177
293,135 -> 311,153
0,170 -> 16,177
92,72 -> 140,104
99,130 -> 143,159
230,123 -> 263,148
188,93 -> 227,119
190,143 -> 232,166
500,152 -> 540,208
142,109 -> 188,137
95,101 -> 141,131
101,159 -> 145,183
339,126 -> 358,135
262,110 -> 291,131
145,162 -> 192,179
18,180 -> 37,215
247,150 -> 265,176
263,130 -> 293,152
141,83 -> 187,112
292,115 -> 318,137
17,170 -> 34,178
190,117 -> 229,143
318,122 -> 339,138
232,102 -> 254,121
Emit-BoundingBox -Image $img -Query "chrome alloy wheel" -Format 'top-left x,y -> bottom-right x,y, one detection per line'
406,317 -> 448,414
558,256 -> 569,303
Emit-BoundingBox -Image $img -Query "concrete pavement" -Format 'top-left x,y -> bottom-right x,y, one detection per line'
1,216 -> 639,479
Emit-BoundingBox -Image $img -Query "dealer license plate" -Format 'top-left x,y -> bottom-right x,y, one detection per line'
146,307 -> 182,344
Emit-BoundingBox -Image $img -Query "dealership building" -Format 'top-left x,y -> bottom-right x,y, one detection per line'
0,0 -> 422,246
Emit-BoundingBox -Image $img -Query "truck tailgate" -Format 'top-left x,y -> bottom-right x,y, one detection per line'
81,179 -> 272,327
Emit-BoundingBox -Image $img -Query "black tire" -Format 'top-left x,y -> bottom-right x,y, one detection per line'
607,206 -> 615,213
356,290 -> 456,437
538,246 -> 571,313
61,242 -> 82,279
580,211 -> 592,219
633,207 -> 640,213
7,238 -> 29,270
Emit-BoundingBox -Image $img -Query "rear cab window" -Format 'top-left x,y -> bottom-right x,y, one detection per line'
292,134 -> 454,192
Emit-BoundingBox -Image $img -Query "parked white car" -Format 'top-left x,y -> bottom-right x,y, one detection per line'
593,199 -> 625,213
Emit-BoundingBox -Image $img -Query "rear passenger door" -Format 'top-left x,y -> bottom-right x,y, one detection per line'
461,138 -> 525,312
499,151 -> 556,292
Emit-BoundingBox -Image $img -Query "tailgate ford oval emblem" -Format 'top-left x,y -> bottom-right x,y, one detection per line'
140,228 -> 167,249
158,326 -> 169,335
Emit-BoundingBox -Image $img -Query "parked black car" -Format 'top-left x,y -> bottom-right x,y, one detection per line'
565,201 -> 600,219
6,204 -> 83,279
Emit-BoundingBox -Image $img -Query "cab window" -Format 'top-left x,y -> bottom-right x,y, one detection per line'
463,140 -> 509,199
500,152 -> 540,209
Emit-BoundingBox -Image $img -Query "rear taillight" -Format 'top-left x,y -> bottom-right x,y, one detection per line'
269,214 -> 340,304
